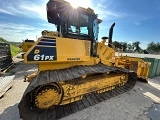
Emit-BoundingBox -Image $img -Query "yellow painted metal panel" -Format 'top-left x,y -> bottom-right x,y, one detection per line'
24,36 -> 91,63
56,37 -> 90,61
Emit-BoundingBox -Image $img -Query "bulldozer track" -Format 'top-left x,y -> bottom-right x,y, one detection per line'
19,64 -> 137,120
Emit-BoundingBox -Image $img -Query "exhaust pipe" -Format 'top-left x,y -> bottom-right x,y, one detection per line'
108,23 -> 115,47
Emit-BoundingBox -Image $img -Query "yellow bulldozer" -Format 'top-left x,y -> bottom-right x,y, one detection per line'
21,39 -> 35,58
21,39 -> 35,52
19,0 -> 150,119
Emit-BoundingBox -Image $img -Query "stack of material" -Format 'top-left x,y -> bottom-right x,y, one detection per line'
0,42 -> 14,97
0,42 -> 13,72
0,75 -> 15,97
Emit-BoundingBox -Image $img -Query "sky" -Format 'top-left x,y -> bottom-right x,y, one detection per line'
0,0 -> 160,49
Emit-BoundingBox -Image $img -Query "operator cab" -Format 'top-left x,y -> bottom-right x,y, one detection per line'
46,0 -> 101,41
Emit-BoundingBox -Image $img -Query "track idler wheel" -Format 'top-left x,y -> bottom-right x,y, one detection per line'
34,83 -> 63,109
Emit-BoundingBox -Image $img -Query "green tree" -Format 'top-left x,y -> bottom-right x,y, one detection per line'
132,41 -> 141,52
121,42 -> 127,51
112,41 -> 128,51
127,43 -> 132,51
112,41 -> 122,50
147,42 -> 160,53
156,42 -> 160,52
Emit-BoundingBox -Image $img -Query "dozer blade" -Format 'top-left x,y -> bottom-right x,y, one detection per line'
18,64 -> 137,120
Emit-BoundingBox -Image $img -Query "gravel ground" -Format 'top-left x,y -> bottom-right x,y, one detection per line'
0,55 -> 37,120
0,55 -> 160,120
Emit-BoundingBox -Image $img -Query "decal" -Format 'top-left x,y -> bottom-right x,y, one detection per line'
37,42 -> 56,46
34,54 -> 55,60
27,46 -> 57,61
67,58 -> 80,60
34,49 -> 40,54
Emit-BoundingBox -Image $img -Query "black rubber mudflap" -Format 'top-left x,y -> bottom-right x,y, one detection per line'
18,64 -> 137,120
